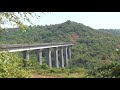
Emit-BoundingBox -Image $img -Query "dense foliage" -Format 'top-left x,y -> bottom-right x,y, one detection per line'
0,52 -> 32,78
98,29 -> 120,36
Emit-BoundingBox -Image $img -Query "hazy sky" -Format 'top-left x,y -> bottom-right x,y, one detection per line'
4,12 -> 120,29
29,12 -> 120,29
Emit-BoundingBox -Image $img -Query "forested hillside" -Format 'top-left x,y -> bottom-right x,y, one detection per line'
1,20 -> 120,78
98,29 -> 120,36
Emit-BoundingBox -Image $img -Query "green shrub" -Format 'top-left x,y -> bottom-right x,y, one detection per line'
88,61 -> 120,78
24,59 -> 41,70
0,52 -> 32,78
40,64 -> 49,70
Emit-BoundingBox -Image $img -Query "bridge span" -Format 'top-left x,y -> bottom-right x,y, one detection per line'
0,43 -> 74,68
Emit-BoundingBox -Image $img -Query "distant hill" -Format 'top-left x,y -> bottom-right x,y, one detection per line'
1,20 -> 120,68
98,29 -> 120,36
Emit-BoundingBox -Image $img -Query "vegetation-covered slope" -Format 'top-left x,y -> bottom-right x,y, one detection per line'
1,20 -> 120,77
1,20 -> 120,66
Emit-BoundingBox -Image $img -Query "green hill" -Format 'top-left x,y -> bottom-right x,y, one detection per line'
1,20 -> 120,69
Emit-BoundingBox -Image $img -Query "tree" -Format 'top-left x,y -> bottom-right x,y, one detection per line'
0,12 -> 42,32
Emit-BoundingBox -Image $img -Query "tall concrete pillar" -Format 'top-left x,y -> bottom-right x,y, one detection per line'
46,48 -> 52,68
64,46 -> 68,67
22,51 -> 29,67
36,49 -> 42,65
54,47 -> 59,68
67,46 -> 71,59
60,47 -> 64,68
23,51 -> 29,60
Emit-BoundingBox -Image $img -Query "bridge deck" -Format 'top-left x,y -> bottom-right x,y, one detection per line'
0,43 -> 74,52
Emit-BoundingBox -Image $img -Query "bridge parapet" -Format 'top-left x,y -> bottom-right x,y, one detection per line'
0,43 -> 74,50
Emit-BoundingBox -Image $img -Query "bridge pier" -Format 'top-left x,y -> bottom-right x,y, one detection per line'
64,46 -> 68,67
60,47 -> 64,68
22,51 -> 29,67
36,49 -> 42,65
67,46 -> 71,59
54,47 -> 59,68
23,51 -> 29,60
46,48 -> 52,68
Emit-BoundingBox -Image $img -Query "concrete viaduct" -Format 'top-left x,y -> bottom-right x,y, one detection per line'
0,43 -> 74,68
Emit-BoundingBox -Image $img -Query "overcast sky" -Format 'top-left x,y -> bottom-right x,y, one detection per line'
4,12 -> 120,29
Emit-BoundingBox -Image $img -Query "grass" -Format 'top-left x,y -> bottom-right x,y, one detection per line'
31,67 -> 88,78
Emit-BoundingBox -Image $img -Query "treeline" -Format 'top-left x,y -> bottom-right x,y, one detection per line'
98,29 -> 120,36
